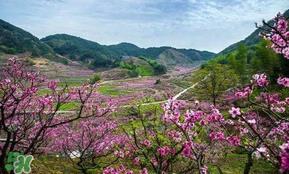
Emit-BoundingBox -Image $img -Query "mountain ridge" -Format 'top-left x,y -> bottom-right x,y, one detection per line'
0,18 -> 215,69
41,33 -> 215,68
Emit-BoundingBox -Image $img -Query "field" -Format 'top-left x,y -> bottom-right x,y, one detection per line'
1,8 -> 289,173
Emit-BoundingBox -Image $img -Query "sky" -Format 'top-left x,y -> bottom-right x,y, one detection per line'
0,0 -> 289,53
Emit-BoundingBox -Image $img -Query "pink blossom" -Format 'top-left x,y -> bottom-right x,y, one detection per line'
277,77 -> 289,87
235,86 -> 252,99
209,131 -> 225,141
167,130 -> 182,142
141,139 -> 151,148
280,142 -> 289,173
157,146 -> 171,157
252,73 -> 269,87
182,141 -> 193,158
226,136 -> 241,146
48,80 -> 57,90
133,157 -> 140,165
229,107 -> 241,118
263,14 -> 289,59
139,168 -> 148,174
277,18 -> 288,33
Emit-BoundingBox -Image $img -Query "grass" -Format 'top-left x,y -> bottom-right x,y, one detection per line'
98,84 -> 132,96
59,101 -> 80,111
32,156 -> 79,174
37,88 -> 52,95
136,65 -> 154,76
58,81 -> 85,87
209,153 -> 277,174
31,153 -> 276,174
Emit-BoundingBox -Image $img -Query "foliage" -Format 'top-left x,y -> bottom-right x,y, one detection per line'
193,63 -> 239,105
89,73 -> 101,84
229,44 -> 248,84
0,19 -> 56,58
42,34 -> 118,68
249,40 -> 280,80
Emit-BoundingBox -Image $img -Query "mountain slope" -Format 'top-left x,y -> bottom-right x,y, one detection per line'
0,19 -> 55,58
41,34 -> 116,68
42,34 -> 215,68
0,18 -> 215,69
219,9 -> 289,55
158,49 -> 195,67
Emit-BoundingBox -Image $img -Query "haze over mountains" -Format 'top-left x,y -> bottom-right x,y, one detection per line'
0,19 -> 215,69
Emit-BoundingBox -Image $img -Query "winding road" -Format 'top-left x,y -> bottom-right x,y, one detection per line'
55,75 -> 206,114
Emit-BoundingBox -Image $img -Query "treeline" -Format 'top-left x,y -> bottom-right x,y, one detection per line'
193,40 -> 289,104
203,40 -> 289,85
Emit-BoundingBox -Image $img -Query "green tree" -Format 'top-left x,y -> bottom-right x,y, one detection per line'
250,40 -> 280,80
89,73 -> 101,84
193,63 -> 239,105
229,44 -> 247,84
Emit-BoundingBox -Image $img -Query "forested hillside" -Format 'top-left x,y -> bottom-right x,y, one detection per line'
42,34 -> 215,68
0,19 -> 55,58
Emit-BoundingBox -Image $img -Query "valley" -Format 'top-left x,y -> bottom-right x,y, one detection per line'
0,4 -> 288,174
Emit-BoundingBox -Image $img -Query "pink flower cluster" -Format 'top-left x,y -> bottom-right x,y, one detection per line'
277,77 -> 289,87
182,141 -> 193,158
234,86 -> 252,99
263,14 -> 289,59
141,139 -> 152,148
280,142 -> 289,173
209,131 -> 225,141
259,93 -> 287,113
209,132 -> 240,146
157,146 -> 173,157
162,99 -> 182,123
48,80 -> 57,90
252,73 -> 269,87
226,136 -> 241,146
167,130 -> 182,142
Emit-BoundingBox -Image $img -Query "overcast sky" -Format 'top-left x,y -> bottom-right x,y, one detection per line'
0,0 -> 288,53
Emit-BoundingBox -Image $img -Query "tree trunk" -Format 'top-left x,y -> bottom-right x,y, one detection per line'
0,153 -> 9,174
80,168 -> 88,174
244,152 -> 253,174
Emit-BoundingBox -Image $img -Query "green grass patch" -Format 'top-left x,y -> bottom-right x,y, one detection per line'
37,88 -> 52,95
33,156 -> 79,174
209,153 -> 277,174
98,85 -> 131,96
59,101 -> 80,111
136,65 -> 154,76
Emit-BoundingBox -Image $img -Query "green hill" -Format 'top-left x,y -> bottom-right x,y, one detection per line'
0,19 -> 215,69
41,34 -> 117,68
0,19 -> 55,58
42,34 -> 215,68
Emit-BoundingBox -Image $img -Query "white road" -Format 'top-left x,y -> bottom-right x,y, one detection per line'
55,75 -> 207,114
